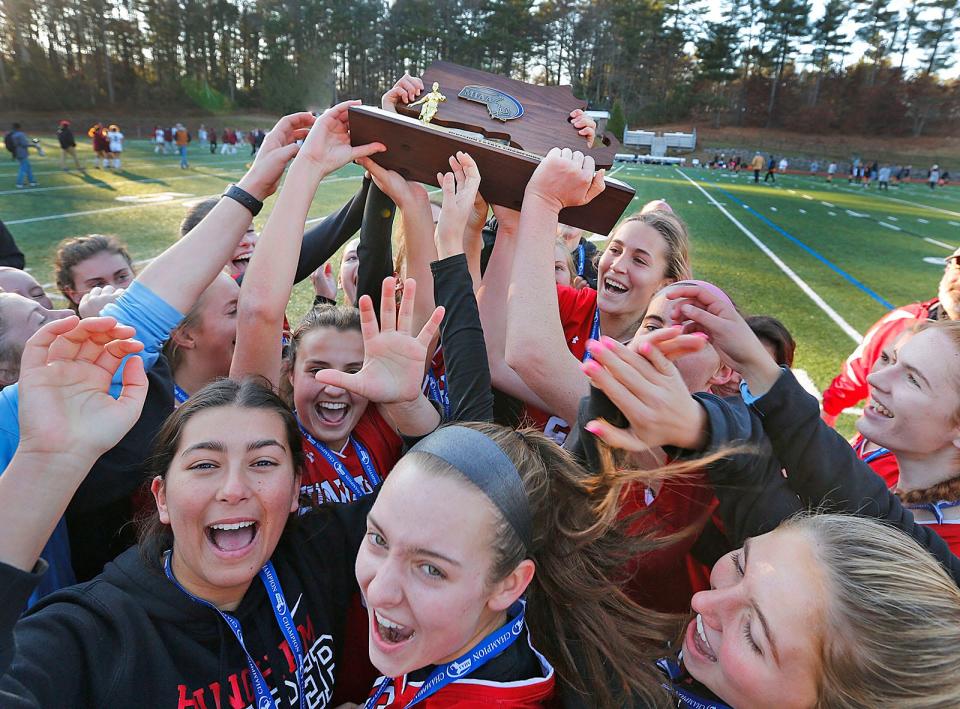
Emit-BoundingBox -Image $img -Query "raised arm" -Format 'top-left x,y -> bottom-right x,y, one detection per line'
476,206 -> 551,411
432,152 -> 494,422
293,177 -> 371,284
669,284 -> 960,582
0,317 -> 147,575
504,148 -> 605,422
230,102 -> 385,388
137,112 -> 311,314
314,277 -> 444,439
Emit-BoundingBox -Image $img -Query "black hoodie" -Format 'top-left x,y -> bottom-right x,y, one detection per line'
0,500 -> 371,708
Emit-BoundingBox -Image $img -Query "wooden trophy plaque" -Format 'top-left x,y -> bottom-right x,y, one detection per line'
348,61 -> 635,234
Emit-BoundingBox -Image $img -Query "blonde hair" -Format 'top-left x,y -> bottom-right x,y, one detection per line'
608,209 -> 692,283
784,514 -> 960,708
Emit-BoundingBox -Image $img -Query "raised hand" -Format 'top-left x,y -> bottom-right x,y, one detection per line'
356,156 -> 429,209
309,262 -> 338,301
525,147 -> 605,214
78,285 -> 125,318
314,277 -> 444,403
569,109 -> 597,149
435,152 -> 481,259
297,100 -> 386,177
581,332 -> 707,452
238,111 -> 315,200
664,283 -> 779,392
17,316 -> 148,465
382,73 -> 425,112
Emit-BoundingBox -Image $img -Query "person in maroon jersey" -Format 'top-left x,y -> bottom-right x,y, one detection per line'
480,147 -> 691,444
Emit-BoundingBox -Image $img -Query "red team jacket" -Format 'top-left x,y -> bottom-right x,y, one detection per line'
298,406 -> 402,509
298,406 -> 402,705
822,298 -> 938,416
522,285 -> 598,444
853,433 -> 960,557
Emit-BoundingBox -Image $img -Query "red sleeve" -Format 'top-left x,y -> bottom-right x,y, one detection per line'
822,302 -> 931,416
356,406 -> 403,476
556,285 -> 598,361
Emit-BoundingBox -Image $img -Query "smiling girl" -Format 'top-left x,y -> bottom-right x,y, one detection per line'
482,150 -> 691,442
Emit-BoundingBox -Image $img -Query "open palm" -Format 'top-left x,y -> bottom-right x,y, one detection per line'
314,277 -> 444,404
17,316 -> 148,463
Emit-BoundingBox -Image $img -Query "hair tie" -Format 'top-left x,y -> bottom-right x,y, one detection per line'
410,426 -> 533,551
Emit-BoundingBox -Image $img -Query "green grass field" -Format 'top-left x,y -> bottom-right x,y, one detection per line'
2,137 -> 959,436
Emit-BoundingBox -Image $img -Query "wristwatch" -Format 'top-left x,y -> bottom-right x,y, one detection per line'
222,184 -> 263,217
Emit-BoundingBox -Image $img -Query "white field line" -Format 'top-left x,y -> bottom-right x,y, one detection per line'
675,169 -> 862,343
0,167 -> 248,196
878,221 -> 901,231
6,175 -> 363,225
925,237 -> 954,250
794,368 -> 863,416
0,154 -> 257,179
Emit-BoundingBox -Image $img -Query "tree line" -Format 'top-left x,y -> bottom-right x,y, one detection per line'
1,0 -> 958,137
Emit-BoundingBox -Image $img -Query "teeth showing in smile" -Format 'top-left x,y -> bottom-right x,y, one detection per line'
870,401 -> 894,418
319,402 -> 347,410
375,609 -> 415,644
209,521 -> 255,531
604,277 -> 629,294
695,613 -> 718,662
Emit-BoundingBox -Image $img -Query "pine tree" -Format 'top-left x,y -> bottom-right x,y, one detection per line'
607,98 -> 627,140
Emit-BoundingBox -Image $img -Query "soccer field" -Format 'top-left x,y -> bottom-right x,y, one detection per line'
2,137 -> 959,432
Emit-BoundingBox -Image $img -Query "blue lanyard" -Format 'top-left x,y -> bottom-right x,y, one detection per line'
581,306 -> 601,363
173,384 -> 189,405
163,551 -> 304,709
657,656 -> 732,709
297,418 -> 381,499
907,499 -> 960,525
424,366 -> 451,419
575,243 -> 586,277
857,439 -> 891,464
365,600 -> 526,709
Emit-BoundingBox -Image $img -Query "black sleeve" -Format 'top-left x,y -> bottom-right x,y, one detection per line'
564,385 -> 800,545
0,222 -> 25,270
564,385 -> 623,473
0,561 -> 93,707
292,178 -> 371,285
0,560 -> 45,677
685,393 -> 801,544
751,368 -> 960,584
354,183 -> 396,307
431,254 -> 494,423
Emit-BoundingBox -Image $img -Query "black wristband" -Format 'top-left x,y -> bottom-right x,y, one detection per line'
222,184 -> 263,217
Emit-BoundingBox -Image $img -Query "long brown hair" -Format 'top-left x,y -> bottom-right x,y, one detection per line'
54,234 -> 134,309
408,422 -> 682,708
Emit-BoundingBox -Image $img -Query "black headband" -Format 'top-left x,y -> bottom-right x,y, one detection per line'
410,425 -> 533,551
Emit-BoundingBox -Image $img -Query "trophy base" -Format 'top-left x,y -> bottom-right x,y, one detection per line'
349,106 -> 635,234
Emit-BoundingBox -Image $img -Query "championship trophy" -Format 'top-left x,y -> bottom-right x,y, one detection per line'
348,62 -> 635,234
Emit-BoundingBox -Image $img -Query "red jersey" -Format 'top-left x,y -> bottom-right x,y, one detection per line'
298,406 -> 402,511
620,472 -> 718,614
365,634 -> 556,708
851,436 -> 960,556
852,434 -> 900,488
522,286 -> 598,444
823,298 -> 939,416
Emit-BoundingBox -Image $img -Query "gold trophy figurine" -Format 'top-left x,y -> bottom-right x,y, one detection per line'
408,82 -> 446,124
